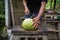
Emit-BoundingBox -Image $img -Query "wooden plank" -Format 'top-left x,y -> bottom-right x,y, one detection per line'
25,37 -> 28,40
10,0 -> 24,26
47,29 -> 60,32
57,23 -> 60,39
35,37 -> 38,40
10,0 -> 15,27
43,36 -> 48,40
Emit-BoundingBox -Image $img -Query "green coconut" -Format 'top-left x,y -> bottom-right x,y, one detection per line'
22,18 -> 36,31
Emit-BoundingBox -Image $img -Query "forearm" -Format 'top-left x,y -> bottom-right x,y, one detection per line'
37,2 -> 46,18
23,0 -> 28,9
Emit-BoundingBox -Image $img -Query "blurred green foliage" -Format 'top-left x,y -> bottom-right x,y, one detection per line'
0,0 -> 5,36
46,0 -> 60,9
45,0 -> 60,14
55,0 -> 60,14
46,0 -> 54,9
56,0 -> 60,5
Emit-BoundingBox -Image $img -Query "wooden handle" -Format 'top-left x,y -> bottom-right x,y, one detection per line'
48,29 -> 60,32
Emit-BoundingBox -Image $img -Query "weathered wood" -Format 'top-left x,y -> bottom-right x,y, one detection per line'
12,35 -> 48,40
57,23 -> 60,39
10,0 -> 24,26
10,0 -> 15,26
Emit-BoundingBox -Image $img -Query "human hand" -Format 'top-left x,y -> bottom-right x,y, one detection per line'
33,16 -> 40,29
25,8 -> 30,15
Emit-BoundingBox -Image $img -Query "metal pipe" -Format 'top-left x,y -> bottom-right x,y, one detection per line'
5,0 -> 10,27
5,1 -> 13,40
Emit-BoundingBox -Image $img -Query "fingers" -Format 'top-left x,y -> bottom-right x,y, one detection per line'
25,9 -> 30,15
33,21 -> 39,29
27,10 -> 30,14
33,19 -> 40,29
33,20 -> 37,26
25,12 -> 29,15
33,18 -> 39,26
34,23 -> 38,29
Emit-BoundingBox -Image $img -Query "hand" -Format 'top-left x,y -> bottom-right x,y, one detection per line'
33,17 -> 40,29
25,8 -> 30,15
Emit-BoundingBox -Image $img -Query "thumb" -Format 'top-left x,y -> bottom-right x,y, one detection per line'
33,17 -> 37,21
33,18 -> 36,21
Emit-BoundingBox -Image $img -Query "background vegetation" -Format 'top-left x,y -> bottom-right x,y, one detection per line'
0,0 -> 5,39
